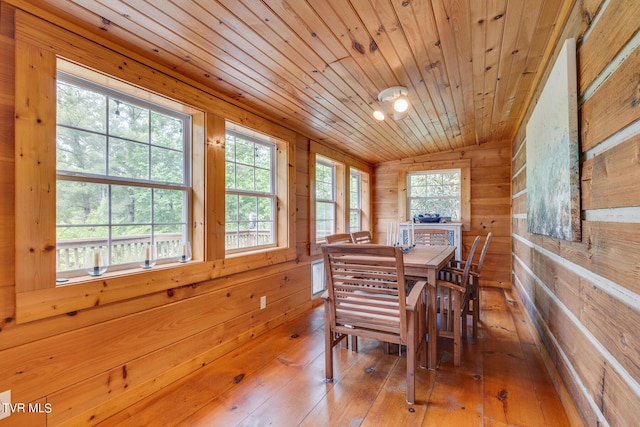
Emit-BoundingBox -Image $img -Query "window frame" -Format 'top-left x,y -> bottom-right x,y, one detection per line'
349,169 -> 363,232
397,160 -> 471,230
315,156 -> 338,241
222,122 -> 292,260
55,71 -> 194,276
406,168 -> 462,222
309,141 -> 372,256
224,129 -> 278,254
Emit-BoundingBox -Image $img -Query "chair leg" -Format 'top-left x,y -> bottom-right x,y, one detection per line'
453,293 -> 462,366
472,279 -> 480,340
324,306 -> 334,382
406,313 -> 416,404
462,298 -> 468,340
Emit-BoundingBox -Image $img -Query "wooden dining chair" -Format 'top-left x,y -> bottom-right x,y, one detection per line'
444,233 -> 492,340
413,228 -> 448,246
436,235 -> 481,366
351,230 -> 372,244
321,243 -> 427,404
325,233 -> 353,244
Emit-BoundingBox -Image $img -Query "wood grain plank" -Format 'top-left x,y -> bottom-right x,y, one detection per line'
482,289 -> 551,426
579,0 -> 640,93
431,0 -> 477,147
14,39 -> 57,292
581,44 -> 640,151
298,345 -> 398,426
581,130 -> 640,210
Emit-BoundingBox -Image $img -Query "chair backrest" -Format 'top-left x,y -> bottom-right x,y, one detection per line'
351,230 -> 372,244
475,232 -> 492,274
413,228 -> 448,246
325,233 -> 353,244
461,236 -> 482,286
322,244 -> 407,344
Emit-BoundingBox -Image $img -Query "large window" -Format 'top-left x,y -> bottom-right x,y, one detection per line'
407,169 -> 461,221
315,157 -> 336,239
309,141 -> 371,256
225,131 -> 276,251
350,169 -> 362,232
56,72 -> 191,277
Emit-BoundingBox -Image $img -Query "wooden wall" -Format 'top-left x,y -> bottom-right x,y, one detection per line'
511,1 -> 640,426
373,139 -> 513,287
0,3 -> 322,425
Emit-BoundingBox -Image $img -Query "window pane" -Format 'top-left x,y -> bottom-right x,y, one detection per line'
235,138 -> 254,165
57,227 -> 109,272
151,112 -> 183,150
226,194 -> 239,222
350,211 -> 360,232
255,167 -> 271,193
56,127 -> 107,175
109,137 -> 149,180
316,162 -> 334,203
151,146 -> 184,183
316,201 -> 335,238
57,181 -> 109,230
350,173 -> 360,209
111,185 -> 151,224
155,225 -> 184,258
235,164 -> 255,191
154,189 -> 185,224
109,99 -> 149,143
255,144 -> 271,168
111,225 -> 150,265
57,81 -> 106,132
225,135 -> 235,160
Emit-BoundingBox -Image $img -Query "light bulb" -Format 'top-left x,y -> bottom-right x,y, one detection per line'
373,110 -> 385,121
393,97 -> 409,113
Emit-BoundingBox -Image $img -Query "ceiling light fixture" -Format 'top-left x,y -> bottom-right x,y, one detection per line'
373,86 -> 410,121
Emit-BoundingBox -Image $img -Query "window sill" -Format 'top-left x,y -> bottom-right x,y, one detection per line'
16,245 -> 298,324
16,260 -> 211,324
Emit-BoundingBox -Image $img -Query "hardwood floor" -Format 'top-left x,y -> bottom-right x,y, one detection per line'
99,287 -> 575,426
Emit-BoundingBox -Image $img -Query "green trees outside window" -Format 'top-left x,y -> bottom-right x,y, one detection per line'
315,158 -> 336,239
56,73 -> 191,274
408,170 -> 461,220
225,131 -> 276,251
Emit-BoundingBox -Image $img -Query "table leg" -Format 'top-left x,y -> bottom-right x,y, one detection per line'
428,268 -> 437,369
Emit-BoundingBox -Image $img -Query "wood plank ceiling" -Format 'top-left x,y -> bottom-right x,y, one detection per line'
18,0 -> 570,164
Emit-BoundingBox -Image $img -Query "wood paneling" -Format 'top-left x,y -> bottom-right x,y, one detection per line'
3,0 -> 570,164
511,0 -> 640,425
581,44 -> 640,151
582,133 -> 640,210
578,0 -> 640,92
0,29 -> 15,321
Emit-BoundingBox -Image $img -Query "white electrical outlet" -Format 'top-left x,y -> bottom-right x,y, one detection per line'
260,295 -> 266,309
0,389 -> 11,420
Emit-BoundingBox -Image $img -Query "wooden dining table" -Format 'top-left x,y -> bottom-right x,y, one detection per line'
402,244 -> 456,369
